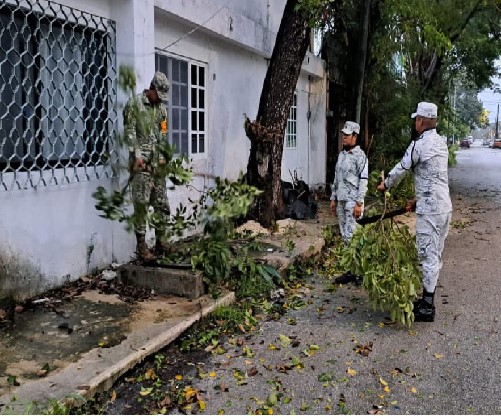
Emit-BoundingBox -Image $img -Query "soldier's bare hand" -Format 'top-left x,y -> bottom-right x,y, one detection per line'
406,198 -> 417,212
134,157 -> 145,171
330,200 -> 336,216
353,204 -> 363,219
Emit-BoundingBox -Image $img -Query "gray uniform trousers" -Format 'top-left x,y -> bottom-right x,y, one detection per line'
416,212 -> 452,293
336,200 -> 360,245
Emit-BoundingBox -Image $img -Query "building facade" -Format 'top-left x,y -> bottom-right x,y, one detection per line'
0,0 -> 327,298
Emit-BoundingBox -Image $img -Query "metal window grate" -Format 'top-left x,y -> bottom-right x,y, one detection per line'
0,0 -> 117,191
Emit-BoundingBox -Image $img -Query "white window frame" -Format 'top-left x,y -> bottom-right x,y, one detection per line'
285,92 -> 298,148
155,52 -> 207,158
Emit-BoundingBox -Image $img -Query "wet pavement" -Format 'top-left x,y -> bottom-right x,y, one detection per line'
87,144 -> 501,415
0,293 -> 132,384
0,212 -> 330,414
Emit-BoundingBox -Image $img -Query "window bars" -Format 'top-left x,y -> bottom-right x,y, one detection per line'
0,0 -> 117,191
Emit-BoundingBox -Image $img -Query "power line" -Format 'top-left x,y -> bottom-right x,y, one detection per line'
157,6 -> 227,53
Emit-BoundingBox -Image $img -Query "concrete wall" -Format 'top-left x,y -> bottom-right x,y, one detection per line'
0,0 -> 327,299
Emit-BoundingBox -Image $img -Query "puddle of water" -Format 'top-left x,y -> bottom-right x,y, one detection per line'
0,297 -> 134,385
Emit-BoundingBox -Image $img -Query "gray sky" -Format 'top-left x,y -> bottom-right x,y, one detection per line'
478,59 -> 501,123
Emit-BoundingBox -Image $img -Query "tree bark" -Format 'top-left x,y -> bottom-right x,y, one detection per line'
245,0 -> 311,228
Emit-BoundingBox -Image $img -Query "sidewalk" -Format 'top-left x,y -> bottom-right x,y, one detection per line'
0,207 -> 332,413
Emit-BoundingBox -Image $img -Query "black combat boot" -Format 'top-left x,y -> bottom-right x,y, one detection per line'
413,289 -> 435,322
334,272 -> 363,286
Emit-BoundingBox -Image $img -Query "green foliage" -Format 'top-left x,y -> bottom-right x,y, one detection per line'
191,239 -> 232,288
118,65 -> 136,96
321,225 -> 337,247
190,237 -> 280,300
93,65 -> 193,238
448,144 -> 458,166
295,0 -> 337,28
322,0 -> 500,166
201,176 -> 262,239
184,175 -> 268,296
41,399 -> 77,415
326,220 -> 421,327
376,0 -> 501,94
231,256 -> 280,299
366,168 -> 414,214
4,395 -> 87,415
179,305 -> 257,352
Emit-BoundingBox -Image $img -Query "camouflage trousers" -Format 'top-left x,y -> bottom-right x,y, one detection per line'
336,200 -> 362,245
416,212 -> 452,293
131,172 -> 171,236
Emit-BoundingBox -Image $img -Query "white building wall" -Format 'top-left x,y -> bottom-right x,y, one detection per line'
0,0 -> 327,299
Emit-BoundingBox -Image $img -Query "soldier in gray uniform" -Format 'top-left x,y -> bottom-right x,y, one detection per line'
330,121 -> 369,284
124,72 -> 171,261
377,102 -> 452,322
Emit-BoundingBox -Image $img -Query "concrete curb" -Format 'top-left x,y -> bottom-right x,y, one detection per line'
0,214 -> 332,414
0,291 -> 235,413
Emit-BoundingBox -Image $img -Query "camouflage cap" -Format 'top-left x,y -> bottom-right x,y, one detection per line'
411,102 -> 438,119
341,121 -> 360,135
150,71 -> 170,101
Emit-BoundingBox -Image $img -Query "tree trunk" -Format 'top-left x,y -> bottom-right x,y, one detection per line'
245,0 -> 311,229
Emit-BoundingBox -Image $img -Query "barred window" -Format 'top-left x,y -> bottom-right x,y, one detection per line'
155,53 -> 207,156
0,0 -> 117,190
285,93 -> 297,148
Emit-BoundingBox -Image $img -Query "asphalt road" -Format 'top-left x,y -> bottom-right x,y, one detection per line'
97,142 -> 501,415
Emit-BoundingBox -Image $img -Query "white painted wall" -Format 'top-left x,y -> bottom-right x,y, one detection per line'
0,0 -> 327,299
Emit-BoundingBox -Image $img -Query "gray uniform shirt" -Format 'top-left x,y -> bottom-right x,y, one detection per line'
384,129 -> 452,215
331,146 -> 368,204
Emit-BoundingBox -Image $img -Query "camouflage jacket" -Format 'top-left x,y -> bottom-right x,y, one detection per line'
384,129 -> 452,215
331,145 -> 368,204
123,92 -> 168,167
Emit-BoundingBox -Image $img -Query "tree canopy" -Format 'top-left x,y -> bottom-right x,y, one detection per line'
321,0 -> 500,165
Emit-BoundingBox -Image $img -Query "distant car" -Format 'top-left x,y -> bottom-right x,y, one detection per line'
482,139 -> 490,147
492,140 -> 501,149
460,139 -> 470,148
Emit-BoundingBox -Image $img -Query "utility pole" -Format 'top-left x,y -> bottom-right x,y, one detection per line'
355,0 -> 371,125
452,84 -> 457,144
496,104 -> 499,140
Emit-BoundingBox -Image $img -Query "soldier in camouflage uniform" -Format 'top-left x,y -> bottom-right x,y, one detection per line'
330,121 -> 369,284
377,102 -> 452,322
124,72 -> 171,261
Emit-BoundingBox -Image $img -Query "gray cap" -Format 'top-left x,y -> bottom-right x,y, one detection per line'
150,71 -> 170,101
341,121 -> 360,135
411,102 -> 438,119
